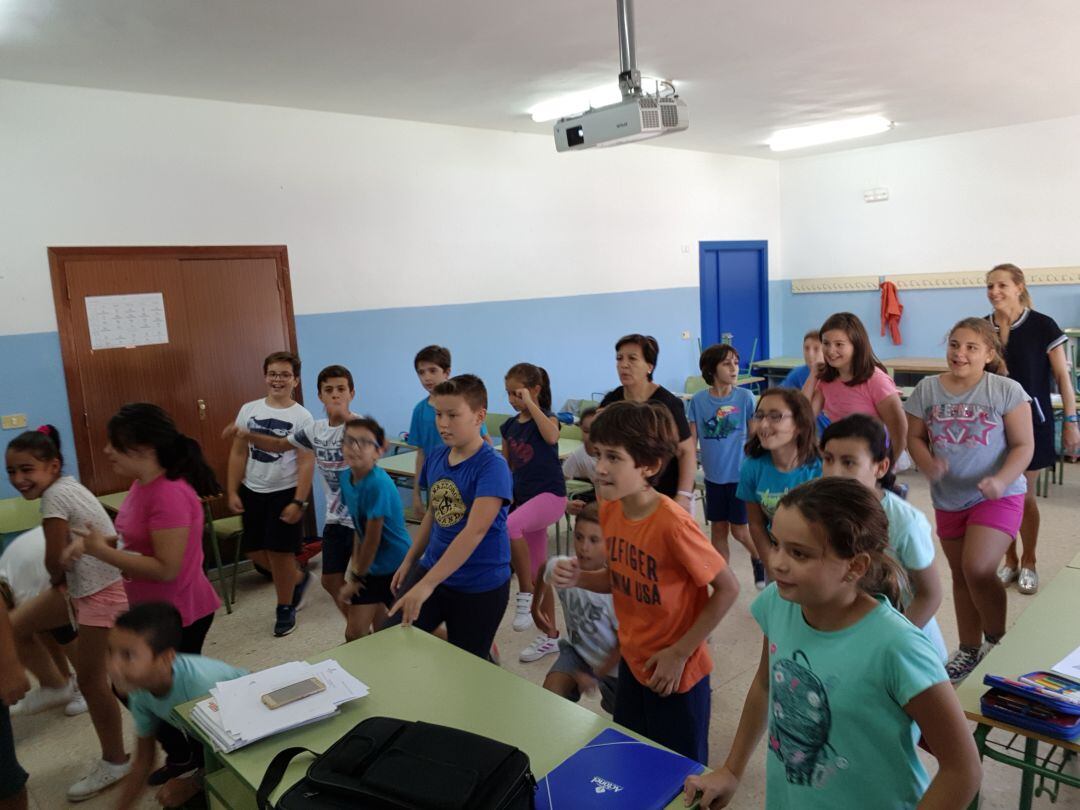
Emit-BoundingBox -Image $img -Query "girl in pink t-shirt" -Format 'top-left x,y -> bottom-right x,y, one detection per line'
70,403 -> 221,780
812,312 -> 907,464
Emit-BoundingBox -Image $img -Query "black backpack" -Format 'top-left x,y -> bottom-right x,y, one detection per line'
256,716 -> 536,810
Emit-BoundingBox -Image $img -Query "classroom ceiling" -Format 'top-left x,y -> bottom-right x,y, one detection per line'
3,0 -> 1080,158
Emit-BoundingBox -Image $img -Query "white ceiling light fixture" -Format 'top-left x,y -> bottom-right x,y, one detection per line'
767,115 -> 894,152
529,77 -> 677,123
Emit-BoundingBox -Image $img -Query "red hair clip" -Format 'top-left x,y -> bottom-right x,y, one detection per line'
36,425 -> 51,435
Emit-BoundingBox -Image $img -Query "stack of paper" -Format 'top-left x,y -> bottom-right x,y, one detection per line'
190,659 -> 369,753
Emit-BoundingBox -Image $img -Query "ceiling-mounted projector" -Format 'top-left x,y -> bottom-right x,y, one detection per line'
553,0 -> 688,152
554,95 -> 688,152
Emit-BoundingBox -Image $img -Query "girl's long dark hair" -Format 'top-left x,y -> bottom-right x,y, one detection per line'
779,477 -> 908,608
107,403 -> 221,497
821,414 -> 896,491
7,425 -> 65,469
506,362 -> 553,411
817,312 -> 887,386
744,387 -> 819,466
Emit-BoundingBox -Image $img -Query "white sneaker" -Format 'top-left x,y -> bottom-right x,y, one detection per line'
519,635 -> 560,663
65,680 -> 89,716
67,758 -> 131,802
11,680 -> 74,716
512,592 -> 534,631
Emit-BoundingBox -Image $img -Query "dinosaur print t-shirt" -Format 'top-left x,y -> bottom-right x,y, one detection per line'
751,586 -> 947,809
687,387 -> 755,485
904,373 -> 1029,511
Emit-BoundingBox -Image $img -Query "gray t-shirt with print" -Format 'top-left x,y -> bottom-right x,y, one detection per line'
904,373 -> 1029,511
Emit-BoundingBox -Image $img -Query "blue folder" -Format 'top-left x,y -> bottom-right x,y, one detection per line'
536,728 -> 704,810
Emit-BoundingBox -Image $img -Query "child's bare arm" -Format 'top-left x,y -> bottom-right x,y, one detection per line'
904,565 -> 942,630
906,683 -> 981,809
226,436 -> 248,512
530,566 -> 557,637
683,637 -> 770,808
115,735 -> 156,810
644,567 -> 739,696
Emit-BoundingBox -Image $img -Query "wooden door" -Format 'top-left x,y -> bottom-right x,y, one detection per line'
50,247 -> 298,496
179,257 -> 296,482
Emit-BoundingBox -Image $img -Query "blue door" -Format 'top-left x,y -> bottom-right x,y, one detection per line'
699,241 -> 769,367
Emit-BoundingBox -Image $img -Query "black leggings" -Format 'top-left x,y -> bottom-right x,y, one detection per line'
155,611 -> 214,764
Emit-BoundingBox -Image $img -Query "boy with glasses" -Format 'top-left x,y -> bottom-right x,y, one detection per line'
226,351 -> 315,637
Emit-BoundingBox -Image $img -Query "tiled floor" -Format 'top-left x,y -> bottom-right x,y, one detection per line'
12,468 -> 1080,808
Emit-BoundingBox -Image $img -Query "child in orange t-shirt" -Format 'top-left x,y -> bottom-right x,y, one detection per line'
552,401 -> 740,764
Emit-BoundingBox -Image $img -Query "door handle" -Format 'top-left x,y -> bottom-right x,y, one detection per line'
197,399 -> 207,421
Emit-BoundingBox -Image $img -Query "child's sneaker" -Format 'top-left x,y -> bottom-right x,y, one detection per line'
945,644 -> 985,685
519,635 -> 560,663
148,756 -> 197,786
489,643 -> 501,666
751,558 -> 767,591
274,604 -> 297,637
65,679 -> 89,716
66,758 -> 131,802
291,570 -> 313,611
512,592 -> 534,631
11,680 -> 74,716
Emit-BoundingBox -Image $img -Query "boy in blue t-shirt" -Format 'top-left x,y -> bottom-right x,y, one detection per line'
407,346 -> 490,516
781,330 -> 830,434
688,344 -> 764,587
109,603 -> 246,810
337,417 -> 413,642
390,374 -> 512,661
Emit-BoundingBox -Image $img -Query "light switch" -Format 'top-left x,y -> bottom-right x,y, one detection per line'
2,413 -> 28,430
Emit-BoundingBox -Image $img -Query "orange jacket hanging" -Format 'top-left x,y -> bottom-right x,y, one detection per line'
880,281 -> 903,344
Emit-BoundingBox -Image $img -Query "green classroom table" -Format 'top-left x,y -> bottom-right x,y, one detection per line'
377,438 -> 584,481
751,356 -> 802,387
175,625 -> 692,810
955,566 -> 1080,810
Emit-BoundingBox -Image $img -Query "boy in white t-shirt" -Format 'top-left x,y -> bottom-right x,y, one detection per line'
226,365 -> 360,617
526,502 -> 619,712
226,351 -> 315,637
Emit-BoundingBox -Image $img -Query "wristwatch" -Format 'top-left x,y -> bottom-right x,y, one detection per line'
290,498 -> 309,510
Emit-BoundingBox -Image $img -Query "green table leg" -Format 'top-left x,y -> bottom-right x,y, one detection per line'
1019,735 -> 1038,810
969,724 -> 990,810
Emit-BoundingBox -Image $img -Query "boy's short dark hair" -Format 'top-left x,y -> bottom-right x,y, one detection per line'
414,345 -> 452,372
590,401 -> 677,485
803,330 -> 821,343
344,416 -> 386,448
115,602 -> 183,656
263,351 -> 301,377
317,364 -> 354,392
578,406 -> 598,423
432,374 -> 487,412
576,500 -> 600,527
698,343 -> 740,385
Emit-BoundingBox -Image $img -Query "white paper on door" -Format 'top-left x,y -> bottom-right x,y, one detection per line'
85,293 -> 169,350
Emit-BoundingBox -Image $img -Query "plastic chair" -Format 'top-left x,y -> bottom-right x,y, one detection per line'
559,423 -> 583,442
484,412 -> 514,441
577,399 -> 600,416
739,338 -> 761,393
684,375 -> 708,394
202,497 -> 245,614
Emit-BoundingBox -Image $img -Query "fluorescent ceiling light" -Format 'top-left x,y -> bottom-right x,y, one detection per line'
529,85 -> 624,123
767,115 -> 893,152
528,77 -> 673,123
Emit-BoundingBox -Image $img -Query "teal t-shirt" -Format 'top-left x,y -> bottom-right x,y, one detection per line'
750,586 -> 947,809
128,654 -> 247,736
736,453 -> 822,521
337,466 -> 413,576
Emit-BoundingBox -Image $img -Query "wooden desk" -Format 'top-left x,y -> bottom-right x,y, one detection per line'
955,566 -> 1080,809
176,626 -> 689,809
378,439 -> 585,482
97,491 -> 127,516
751,356 -> 802,387
882,357 -> 948,386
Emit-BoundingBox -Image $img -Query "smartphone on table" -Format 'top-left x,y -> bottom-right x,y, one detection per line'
261,677 -> 326,709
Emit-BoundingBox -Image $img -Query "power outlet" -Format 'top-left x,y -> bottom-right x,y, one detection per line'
2,413 -> 28,430
681,331 -> 691,340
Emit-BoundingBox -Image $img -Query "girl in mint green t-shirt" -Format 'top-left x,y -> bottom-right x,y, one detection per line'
685,478 -> 981,810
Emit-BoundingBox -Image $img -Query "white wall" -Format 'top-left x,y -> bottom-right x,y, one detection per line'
0,79 -> 781,336
779,115 -> 1080,279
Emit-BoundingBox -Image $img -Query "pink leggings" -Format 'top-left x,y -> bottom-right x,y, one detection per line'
507,492 -> 569,577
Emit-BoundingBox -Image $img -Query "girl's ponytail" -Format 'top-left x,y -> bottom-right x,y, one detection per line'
506,362 -> 553,411
107,403 -> 222,497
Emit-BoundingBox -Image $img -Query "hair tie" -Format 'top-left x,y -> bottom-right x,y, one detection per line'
36,425 -> 51,435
